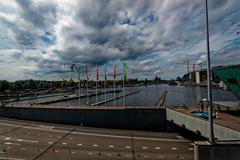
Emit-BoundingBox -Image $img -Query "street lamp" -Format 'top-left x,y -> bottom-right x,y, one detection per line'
205,0 -> 214,144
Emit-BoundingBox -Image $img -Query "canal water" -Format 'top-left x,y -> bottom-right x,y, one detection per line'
53,84 -> 238,107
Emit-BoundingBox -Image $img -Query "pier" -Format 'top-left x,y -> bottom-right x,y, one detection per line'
15,89 -> 123,105
91,90 -> 140,106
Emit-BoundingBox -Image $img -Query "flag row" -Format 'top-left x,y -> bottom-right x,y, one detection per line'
69,64 -> 128,81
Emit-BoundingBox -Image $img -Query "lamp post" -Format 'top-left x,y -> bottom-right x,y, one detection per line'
205,0 -> 214,144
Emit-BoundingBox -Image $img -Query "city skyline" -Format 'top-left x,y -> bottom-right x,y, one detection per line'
0,0 -> 239,81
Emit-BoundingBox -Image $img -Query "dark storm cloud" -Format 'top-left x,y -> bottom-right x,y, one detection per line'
16,0 -> 57,29
0,0 -> 239,80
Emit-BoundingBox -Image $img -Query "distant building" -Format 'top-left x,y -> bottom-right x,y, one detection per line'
182,64 -> 240,99
183,69 -> 213,85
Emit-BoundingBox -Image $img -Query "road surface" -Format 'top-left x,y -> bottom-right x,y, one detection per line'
0,118 -> 194,160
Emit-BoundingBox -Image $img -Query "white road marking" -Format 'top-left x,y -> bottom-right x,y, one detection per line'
143,155 -> 149,158
0,122 -> 189,142
0,157 -> 26,160
125,146 -> 131,149
39,125 -> 55,130
17,139 -> 38,143
72,131 -> 189,142
188,148 -> 193,151
108,145 -> 114,148
142,146 -> 148,149
0,121 -> 189,144
4,142 -> 21,146
155,147 -> 160,150
158,156 -> 165,159
48,142 -> 53,144
77,143 -> 82,146
88,152 -> 93,155
93,144 -> 98,147
171,147 -> 177,150
62,142 -> 67,145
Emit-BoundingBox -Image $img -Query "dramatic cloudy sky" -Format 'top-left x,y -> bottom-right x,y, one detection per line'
0,0 -> 239,81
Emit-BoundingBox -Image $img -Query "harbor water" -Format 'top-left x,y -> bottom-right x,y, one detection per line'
53,84 -> 238,107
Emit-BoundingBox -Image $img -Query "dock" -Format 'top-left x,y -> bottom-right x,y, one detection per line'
91,90 -> 140,106
30,89 -> 122,105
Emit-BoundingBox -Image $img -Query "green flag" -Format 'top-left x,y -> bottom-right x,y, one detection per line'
123,63 -> 127,80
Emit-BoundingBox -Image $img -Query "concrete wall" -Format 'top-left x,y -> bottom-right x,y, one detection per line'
0,107 -> 167,131
194,141 -> 240,160
166,109 -> 240,140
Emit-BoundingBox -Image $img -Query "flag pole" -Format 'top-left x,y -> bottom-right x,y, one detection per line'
78,78 -> 81,106
105,80 -> 107,106
96,80 -> 98,103
123,63 -> 127,109
123,78 -> 126,108
62,77 -> 64,106
114,79 -> 116,108
113,64 -> 116,108
104,65 -> 107,106
78,66 -> 81,106
96,65 -> 98,104
85,64 -> 89,105
86,79 -> 89,105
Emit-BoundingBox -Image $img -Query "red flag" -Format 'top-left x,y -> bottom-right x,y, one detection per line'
85,64 -> 89,80
96,64 -> 99,80
113,64 -> 116,80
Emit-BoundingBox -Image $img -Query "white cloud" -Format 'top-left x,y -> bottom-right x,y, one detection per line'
0,0 -> 239,80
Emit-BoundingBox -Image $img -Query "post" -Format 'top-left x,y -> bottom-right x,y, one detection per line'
114,80 -> 116,108
86,80 -> 89,105
123,78 -> 126,108
78,79 -> 81,106
205,0 -> 214,144
62,78 -> 64,106
105,80 -> 107,106
187,58 -> 190,82
96,80 -> 98,103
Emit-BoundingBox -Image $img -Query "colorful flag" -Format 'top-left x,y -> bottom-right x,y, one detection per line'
113,64 -> 116,80
70,64 -> 75,71
96,64 -> 99,80
104,65 -> 107,80
85,64 -> 89,80
77,65 -> 80,80
123,63 -> 127,80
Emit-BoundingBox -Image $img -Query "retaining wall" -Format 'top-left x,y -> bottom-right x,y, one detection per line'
0,107 -> 166,131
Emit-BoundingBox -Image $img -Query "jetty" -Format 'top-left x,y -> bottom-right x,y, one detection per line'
91,90 -> 140,106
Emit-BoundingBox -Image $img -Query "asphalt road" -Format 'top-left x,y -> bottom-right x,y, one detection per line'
0,118 -> 194,160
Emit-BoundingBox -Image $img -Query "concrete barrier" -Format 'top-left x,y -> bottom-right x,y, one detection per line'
194,141 -> 240,160
166,108 -> 240,140
0,107 -> 166,131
